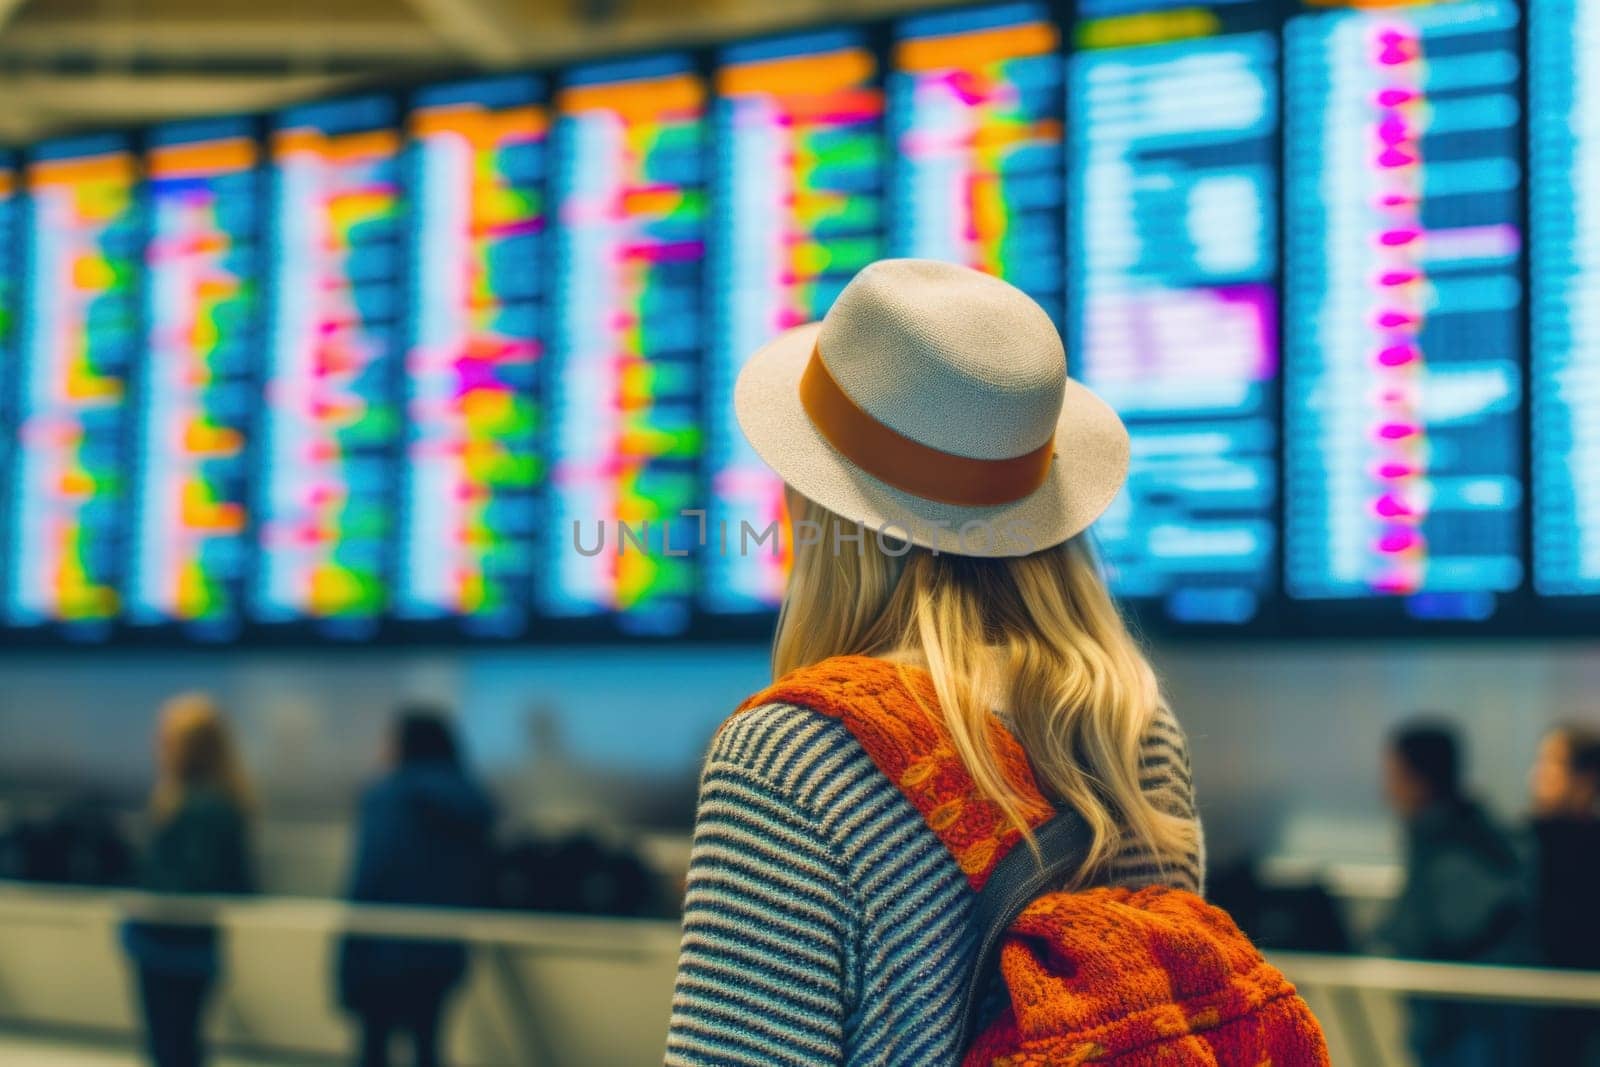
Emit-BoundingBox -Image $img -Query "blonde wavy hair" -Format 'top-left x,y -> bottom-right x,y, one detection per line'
150,692 -> 253,823
773,494 -> 1195,885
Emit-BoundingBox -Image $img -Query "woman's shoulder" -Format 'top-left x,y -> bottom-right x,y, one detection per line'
174,786 -> 246,826
712,698 -> 905,825
151,788 -> 247,859
707,698 -> 950,894
1142,703 -> 1190,756
713,700 -> 864,784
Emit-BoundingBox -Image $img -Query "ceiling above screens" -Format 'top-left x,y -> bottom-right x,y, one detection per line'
0,0 -> 971,143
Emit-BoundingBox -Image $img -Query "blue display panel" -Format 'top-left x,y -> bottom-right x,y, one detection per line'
1069,1 -> 1279,626
128,118 -> 260,639
0,151 -> 15,611
889,2 -> 1065,322
6,135 -> 141,633
546,55 -> 705,634
0,152 -> 15,379
1077,0 -> 1262,11
1530,0 -> 1600,597
1284,0 -> 1524,621
256,95 -> 404,633
706,30 -> 884,614
399,74 -> 546,634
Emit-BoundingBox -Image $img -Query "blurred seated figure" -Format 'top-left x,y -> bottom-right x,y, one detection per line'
338,707 -> 495,1067
494,831 -> 659,917
1378,719 -> 1529,1067
0,794 -> 133,886
121,693 -> 256,1067
1528,723 -> 1600,1064
1206,861 -> 1351,955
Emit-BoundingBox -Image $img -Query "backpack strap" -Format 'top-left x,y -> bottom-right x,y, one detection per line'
731,654 -> 1057,890
956,808 -> 1092,1048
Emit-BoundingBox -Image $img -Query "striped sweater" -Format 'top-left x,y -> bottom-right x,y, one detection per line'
665,691 -> 1203,1066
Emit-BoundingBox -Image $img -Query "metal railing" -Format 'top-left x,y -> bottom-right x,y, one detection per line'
0,880 -> 680,1067
7,880 -> 1600,1066
1275,952 -> 1600,1008
0,880 -> 680,955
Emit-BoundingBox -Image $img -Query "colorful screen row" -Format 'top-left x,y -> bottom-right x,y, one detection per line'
1285,0 -> 1524,624
0,0 -> 1595,642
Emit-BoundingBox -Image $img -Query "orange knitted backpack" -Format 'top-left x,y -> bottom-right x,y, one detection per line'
734,656 -> 1331,1066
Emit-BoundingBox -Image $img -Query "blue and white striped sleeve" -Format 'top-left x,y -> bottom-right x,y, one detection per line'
666,709 -> 856,1066
1105,703 -> 1204,894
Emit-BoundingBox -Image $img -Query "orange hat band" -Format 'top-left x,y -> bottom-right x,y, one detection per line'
797,345 -> 1055,509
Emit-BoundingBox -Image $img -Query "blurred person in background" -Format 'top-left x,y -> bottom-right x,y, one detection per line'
337,707 -> 495,1067
1528,723 -> 1600,1064
1378,720 -> 1529,1067
121,693 -> 255,1067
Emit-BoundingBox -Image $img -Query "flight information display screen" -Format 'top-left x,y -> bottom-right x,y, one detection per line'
1284,0 -> 1524,622
1069,1 -> 1279,626
128,118 -> 259,639
0,151 -> 15,380
10,2 -> 1600,644
6,135 -> 141,632
255,95 -> 405,633
1530,0 -> 1600,598
0,151 -> 15,581
546,55 -> 705,635
889,2 -> 1065,322
399,74 -> 546,635
706,30 -> 883,614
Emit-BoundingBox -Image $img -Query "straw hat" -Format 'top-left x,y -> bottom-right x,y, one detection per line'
734,259 -> 1129,558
